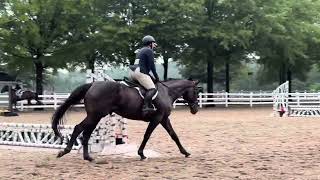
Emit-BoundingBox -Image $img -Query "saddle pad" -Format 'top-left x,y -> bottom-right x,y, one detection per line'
120,81 -> 158,100
15,89 -> 24,98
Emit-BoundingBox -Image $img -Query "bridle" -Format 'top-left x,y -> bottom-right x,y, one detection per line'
188,100 -> 199,109
158,81 -> 199,108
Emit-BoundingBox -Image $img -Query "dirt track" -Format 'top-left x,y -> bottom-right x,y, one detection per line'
0,107 -> 320,180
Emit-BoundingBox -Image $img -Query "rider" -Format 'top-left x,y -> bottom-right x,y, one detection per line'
129,35 -> 160,114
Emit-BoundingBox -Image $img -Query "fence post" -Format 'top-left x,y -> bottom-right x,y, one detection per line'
54,93 -> 57,110
20,101 -> 23,111
225,92 -> 228,107
199,93 -> 203,108
250,92 -> 253,107
304,91 -> 307,99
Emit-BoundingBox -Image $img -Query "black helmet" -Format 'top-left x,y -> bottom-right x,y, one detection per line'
142,35 -> 156,46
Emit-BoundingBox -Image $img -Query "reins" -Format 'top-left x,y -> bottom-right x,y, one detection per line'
158,81 -> 198,106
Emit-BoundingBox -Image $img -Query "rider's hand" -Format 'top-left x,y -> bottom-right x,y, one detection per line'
155,77 -> 159,83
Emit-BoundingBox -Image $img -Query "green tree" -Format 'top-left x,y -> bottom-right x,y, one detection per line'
252,0 -> 320,92
139,0 -> 202,80
0,0 -> 88,94
65,0 -> 131,72
108,0 -> 202,80
180,0 -> 254,92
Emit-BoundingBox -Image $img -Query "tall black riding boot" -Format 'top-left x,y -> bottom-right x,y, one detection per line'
142,88 -> 157,113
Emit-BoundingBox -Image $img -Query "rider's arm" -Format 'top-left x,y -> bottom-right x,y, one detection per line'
147,49 -> 159,81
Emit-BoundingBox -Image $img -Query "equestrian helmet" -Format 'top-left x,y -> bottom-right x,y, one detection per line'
142,35 -> 156,46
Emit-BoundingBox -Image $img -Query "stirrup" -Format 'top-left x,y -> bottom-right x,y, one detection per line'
142,107 -> 156,112
142,104 -> 156,112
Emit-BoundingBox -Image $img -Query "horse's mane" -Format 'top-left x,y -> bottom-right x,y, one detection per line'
165,78 -> 181,81
162,79 -> 193,87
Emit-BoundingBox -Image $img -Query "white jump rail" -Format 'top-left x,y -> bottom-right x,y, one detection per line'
288,105 -> 320,117
0,123 -> 81,149
0,114 -> 128,152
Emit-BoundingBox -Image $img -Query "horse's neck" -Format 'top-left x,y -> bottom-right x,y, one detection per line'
164,80 -> 191,101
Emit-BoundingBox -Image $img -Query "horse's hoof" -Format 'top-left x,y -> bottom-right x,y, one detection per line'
84,156 -> 94,162
57,151 -> 65,158
185,152 -> 191,158
139,154 -> 147,161
140,156 -> 147,161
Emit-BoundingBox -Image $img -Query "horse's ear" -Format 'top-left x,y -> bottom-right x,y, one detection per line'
193,80 -> 199,85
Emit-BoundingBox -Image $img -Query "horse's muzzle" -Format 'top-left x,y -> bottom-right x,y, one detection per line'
189,102 -> 199,114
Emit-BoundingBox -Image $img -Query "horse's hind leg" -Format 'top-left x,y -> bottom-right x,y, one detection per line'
57,117 -> 88,158
82,115 -> 101,161
35,95 -> 42,105
161,118 -> 190,157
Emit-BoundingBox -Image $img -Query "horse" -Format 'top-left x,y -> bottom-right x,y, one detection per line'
0,85 -> 42,108
52,79 -> 199,161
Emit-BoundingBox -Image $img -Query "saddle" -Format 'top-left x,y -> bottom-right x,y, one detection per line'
122,77 -> 141,87
121,77 -> 158,100
15,89 -> 24,98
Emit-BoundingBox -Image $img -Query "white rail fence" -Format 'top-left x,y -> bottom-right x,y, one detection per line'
2,92 -> 320,111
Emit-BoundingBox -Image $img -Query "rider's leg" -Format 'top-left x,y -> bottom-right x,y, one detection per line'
134,71 -> 157,112
128,69 -> 135,81
143,88 -> 157,112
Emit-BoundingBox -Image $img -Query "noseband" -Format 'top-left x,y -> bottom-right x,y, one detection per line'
189,101 -> 199,109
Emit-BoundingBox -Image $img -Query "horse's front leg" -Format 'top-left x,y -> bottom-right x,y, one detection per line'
138,116 -> 162,160
14,101 -> 17,110
161,118 -> 190,157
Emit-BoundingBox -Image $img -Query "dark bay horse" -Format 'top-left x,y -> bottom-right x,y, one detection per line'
1,85 -> 42,108
52,79 -> 199,161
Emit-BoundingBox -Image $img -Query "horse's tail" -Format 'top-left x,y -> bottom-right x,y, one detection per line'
52,83 -> 92,138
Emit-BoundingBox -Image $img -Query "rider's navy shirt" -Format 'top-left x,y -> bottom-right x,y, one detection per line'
137,47 -> 159,79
